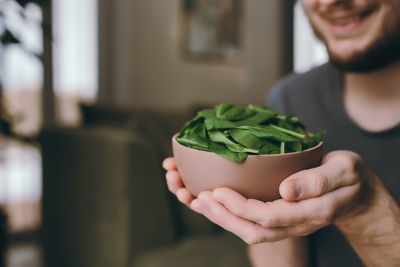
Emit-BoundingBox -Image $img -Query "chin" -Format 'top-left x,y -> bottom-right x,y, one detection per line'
328,51 -> 398,73
325,34 -> 400,73
327,38 -> 371,60
328,47 -> 362,65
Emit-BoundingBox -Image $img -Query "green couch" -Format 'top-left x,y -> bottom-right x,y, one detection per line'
40,105 -> 251,267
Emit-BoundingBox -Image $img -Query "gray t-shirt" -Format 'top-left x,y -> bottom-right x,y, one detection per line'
267,63 -> 400,267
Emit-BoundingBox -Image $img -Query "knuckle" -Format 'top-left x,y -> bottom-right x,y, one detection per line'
240,199 -> 258,217
339,153 -> 357,167
232,208 -> 244,218
290,225 -> 308,237
234,200 -> 249,218
197,191 -> 206,199
197,191 -> 210,201
334,152 -> 362,179
341,157 -> 362,184
165,171 -> 172,181
313,215 -> 333,227
166,171 -> 178,183
260,217 -> 282,228
339,154 -> 357,170
311,171 -> 329,196
315,201 -> 335,225
236,199 -> 259,218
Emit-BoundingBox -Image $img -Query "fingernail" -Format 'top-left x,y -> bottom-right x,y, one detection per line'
291,180 -> 302,199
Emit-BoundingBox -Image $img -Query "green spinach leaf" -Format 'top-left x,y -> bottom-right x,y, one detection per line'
176,103 -> 325,162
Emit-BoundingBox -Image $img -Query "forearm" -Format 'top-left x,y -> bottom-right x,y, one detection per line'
247,237 -> 309,267
335,176 -> 400,267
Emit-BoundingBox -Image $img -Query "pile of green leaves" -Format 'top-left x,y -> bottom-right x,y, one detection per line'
177,103 -> 325,162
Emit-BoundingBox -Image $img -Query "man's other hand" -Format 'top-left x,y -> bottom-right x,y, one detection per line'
188,151 -> 375,244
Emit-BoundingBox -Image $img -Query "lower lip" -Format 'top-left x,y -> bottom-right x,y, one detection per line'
328,13 -> 372,37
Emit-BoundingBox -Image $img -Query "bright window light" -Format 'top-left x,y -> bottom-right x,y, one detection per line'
294,1 -> 328,73
53,0 -> 98,100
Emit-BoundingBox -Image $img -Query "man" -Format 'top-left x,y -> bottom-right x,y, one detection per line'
163,0 -> 400,266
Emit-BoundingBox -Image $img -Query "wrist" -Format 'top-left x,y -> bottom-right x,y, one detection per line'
334,173 -> 398,237
333,175 -> 400,266
332,161 -> 377,227
334,171 -> 378,231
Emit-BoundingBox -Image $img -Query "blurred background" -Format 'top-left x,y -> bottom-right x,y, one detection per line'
0,0 -> 327,266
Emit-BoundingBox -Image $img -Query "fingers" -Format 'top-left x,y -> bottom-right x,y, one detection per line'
192,191 -> 289,244
213,187 -> 333,228
163,157 -> 196,206
165,170 -> 183,194
206,152 -> 367,240
213,188 -> 281,226
280,151 -> 362,201
163,153 -> 365,242
163,157 -> 184,194
165,171 -> 194,206
326,182 -> 362,220
190,185 -> 360,242
162,157 -> 177,171
214,183 -> 361,232
176,188 -> 194,206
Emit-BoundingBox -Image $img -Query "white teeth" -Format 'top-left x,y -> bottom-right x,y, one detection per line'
332,15 -> 361,25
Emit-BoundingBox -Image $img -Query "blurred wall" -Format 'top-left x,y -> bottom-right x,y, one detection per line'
98,0 -> 289,110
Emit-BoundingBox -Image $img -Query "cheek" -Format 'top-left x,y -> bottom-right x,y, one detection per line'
300,0 -> 326,31
301,0 -> 318,12
382,5 -> 400,33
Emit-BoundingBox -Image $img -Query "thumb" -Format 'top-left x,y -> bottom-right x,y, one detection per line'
279,152 -> 361,201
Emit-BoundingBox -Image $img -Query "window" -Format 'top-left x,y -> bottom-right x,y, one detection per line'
293,1 -> 328,73
0,0 -> 98,233
53,0 -> 98,125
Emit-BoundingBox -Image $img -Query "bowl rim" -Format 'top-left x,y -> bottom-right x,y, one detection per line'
172,133 -> 323,158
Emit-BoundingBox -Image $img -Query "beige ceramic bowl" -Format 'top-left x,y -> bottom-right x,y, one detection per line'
172,134 -> 323,202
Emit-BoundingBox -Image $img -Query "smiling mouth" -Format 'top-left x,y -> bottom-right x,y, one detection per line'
327,8 -> 376,26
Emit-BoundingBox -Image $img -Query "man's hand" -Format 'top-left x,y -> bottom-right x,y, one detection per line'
163,151 -> 369,242
163,157 -> 194,206
163,151 -> 400,266
171,151 -> 371,243
163,156 -> 311,267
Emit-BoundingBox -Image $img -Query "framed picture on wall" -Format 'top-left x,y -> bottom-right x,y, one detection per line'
180,0 -> 243,64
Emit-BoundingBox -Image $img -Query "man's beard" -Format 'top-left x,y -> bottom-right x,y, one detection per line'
327,32 -> 400,73
308,8 -> 400,73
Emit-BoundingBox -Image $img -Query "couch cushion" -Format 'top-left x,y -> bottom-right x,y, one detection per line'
41,127 -> 177,267
80,105 -> 221,237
